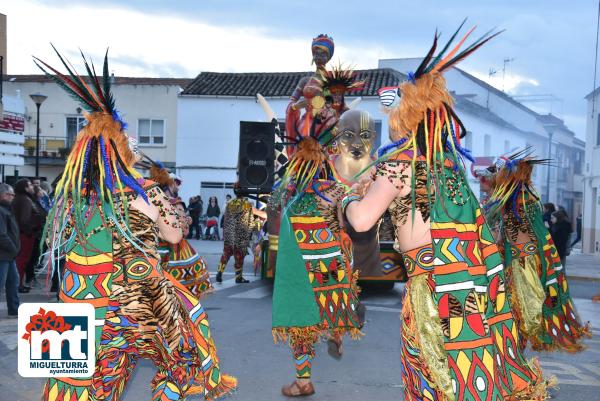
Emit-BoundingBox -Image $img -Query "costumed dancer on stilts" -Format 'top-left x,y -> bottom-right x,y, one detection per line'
343,23 -> 553,400
36,47 -> 236,401
476,150 -> 590,352
149,161 -> 214,296
271,79 -> 362,396
216,184 -> 266,284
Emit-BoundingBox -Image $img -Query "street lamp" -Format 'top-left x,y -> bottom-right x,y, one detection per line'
29,93 -> 47,178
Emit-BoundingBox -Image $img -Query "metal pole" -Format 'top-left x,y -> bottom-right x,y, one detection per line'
546,131 -> 553,202
35,103 -> 41,178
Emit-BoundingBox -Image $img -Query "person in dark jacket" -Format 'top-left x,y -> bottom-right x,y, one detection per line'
571,213 -> 582,248
12,179 -> 44,292
187,196 -> 203,240
543,202 -> 556,229
0,183 -> 20,316
550,210 -> 573,268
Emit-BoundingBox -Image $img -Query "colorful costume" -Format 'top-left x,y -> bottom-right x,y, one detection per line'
36,48 -> 235,401
149,163 -> 213,296
480,151 -> 590,352
271,126 -> 362,384
217,196 -> 260,283
344,24 -> 551,401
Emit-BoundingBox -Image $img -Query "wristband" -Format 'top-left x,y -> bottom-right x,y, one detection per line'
341,193 -> 361,216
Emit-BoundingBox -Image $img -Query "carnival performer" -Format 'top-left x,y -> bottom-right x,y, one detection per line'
271,106 -> 362,397
150,162 -> 214,296
36,48 -> 236,401
331,109 -> 381,278
477,150 -> 590,352
216,185 -> 265,284
343,23 -> 551,400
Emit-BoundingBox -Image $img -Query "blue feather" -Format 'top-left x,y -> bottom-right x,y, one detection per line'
378,137 -> 408,157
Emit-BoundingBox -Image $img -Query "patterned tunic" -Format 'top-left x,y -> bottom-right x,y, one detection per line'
222,198 -> 257,253
43,181 -> 235,401
375,151 -> 547,401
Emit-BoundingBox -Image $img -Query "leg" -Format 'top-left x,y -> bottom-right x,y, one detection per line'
5,261 -> 20,315
92,347 -> 139,400
15,234 -> 34,290
233,248 -> 248,283
216,244 -> 233,282
282,344 -> 315,397
25,237 -> 41,285
0,261 -> 7,314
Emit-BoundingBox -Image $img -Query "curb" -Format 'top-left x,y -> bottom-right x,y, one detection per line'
567,275 -> 600,282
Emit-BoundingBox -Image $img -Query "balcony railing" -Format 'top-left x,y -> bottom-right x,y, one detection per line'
23,136 -> 70,158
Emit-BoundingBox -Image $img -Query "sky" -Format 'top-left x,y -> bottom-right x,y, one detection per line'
0,0 -> 597,139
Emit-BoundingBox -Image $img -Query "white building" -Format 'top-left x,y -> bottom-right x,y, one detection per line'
176,69 -> 402,204
380,58 -> 584,219
583,88 -> 600,254
1,75 -> 191,183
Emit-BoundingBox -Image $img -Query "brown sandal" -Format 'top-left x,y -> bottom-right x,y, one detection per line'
281,380 -> 315,397
327,337 -> 343,360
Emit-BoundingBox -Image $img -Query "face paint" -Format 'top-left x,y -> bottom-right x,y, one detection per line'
337,110 -> 376,160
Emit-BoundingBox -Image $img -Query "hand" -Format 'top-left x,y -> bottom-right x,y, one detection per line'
293,98 -> 308,110
352,177 -> 372,198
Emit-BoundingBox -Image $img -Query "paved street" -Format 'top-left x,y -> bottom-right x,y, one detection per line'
1,240 -> 599,401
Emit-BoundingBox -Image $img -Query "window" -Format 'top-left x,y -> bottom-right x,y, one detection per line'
484,134 -> 491,155
66,116 -> 87,147
374,120 -> 383,150
464,131 -> 473,151
138,119 -> 165,145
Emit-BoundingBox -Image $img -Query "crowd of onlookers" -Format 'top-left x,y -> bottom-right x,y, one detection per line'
0,178 -> 52,318
185,194 -> 232,241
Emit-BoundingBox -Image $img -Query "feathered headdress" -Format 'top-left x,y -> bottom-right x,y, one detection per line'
35,46 -> 148,265
148,160 -> 175,190
374,21 -> 502,217
320,64 -> 365,96
483,148 -> 551,227
378,19 -> 502,158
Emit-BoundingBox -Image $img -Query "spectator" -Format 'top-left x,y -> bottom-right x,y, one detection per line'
36,181 -> 52,212
205,196 -> 221,240
550,210 -> 573,268
0,183 -> 20,317
31,185 -> 49,275
12,179 -> 45,292
221,194 -> 232,227
571,213 -> 582,248
187,196 -> 203,240
543,203 -> 556,229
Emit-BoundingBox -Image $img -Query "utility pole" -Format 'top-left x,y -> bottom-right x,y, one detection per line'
502,57 -> 514,92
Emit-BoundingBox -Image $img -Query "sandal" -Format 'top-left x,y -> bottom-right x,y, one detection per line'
281,380 -> 315,397
327,337 -> 343,360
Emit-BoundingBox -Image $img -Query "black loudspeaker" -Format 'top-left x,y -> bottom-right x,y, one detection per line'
238,121 -> 275,194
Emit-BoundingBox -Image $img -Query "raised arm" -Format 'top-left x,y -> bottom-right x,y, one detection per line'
345,161 -> 412,232
147,186 -> 183,244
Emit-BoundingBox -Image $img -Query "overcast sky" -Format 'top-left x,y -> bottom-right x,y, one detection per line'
0,0 -> 596,138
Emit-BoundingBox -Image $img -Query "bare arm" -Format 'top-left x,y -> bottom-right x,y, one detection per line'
144,186 -> 183,244
345,162 -> 412,232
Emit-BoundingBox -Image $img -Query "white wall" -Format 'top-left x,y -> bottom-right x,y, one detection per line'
583,94 -> 600,254
175,95 -> 391,203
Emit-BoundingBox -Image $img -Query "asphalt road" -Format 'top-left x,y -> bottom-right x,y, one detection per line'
1,242 -> 599,401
